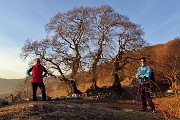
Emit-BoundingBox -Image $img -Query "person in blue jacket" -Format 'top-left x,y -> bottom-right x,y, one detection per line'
136,57 -> 156,113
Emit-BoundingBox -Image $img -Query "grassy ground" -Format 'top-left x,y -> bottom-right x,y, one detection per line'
0,94 -> 179,120
154,94 -> 180,119
1,81 -> 179,120
0,99 -> 173,120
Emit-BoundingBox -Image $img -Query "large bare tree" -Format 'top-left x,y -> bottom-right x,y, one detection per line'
87,5 -> 146,94
111,17 -> 147,94
86,5 -> 118,91
21,5 -> 147,96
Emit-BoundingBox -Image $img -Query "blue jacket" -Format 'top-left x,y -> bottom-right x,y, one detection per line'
136,64 -> 152,84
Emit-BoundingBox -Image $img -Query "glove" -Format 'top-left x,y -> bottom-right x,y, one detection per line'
139,74 -> 145,79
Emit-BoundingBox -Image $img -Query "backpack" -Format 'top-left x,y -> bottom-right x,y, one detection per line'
146,66 -> 155,82
150,68 -> 155,82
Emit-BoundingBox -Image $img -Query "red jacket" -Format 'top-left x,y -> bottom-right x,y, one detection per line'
32,65 -> 44,83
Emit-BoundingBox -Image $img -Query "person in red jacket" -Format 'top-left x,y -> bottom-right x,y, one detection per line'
27,58 -> 48,101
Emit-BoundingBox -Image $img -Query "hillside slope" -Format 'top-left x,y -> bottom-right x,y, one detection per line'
47,39 -> 180,97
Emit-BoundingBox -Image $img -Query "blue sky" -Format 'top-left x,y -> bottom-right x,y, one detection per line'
0,0 -> 180,79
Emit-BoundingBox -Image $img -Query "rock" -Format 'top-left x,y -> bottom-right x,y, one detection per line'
29,95 -> 52,101
51,96 -> 66,101
0,98 -> 8,105
71,93 -> 81,99
166,89 -> 174,93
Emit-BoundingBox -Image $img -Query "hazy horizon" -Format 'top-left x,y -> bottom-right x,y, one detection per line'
0,79 -> 23,96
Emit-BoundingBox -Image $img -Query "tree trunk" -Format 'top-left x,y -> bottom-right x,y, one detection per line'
171,81 -> 177,90
85,78 -> 100,96
112,55 -> 123,94
58,77 -> 82,95
69,80 -> 82,95
112,73 -> 123,95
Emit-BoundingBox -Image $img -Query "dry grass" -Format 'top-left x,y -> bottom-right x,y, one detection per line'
46,79 -> 180,119
154,94 -> 180,118
0,99 -> 169,120
1,83 -> 180,120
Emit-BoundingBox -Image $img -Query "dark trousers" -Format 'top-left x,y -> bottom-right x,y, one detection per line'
139,83 -> 155,110
31,82 -> 46,101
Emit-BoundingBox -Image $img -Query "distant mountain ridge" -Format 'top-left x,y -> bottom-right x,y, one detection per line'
0,78 -> 23,96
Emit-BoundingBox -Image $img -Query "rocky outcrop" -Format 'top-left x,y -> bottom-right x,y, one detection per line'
0,98 -> 8,106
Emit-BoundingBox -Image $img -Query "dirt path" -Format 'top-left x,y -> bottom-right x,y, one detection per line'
0,99 -> 177,120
